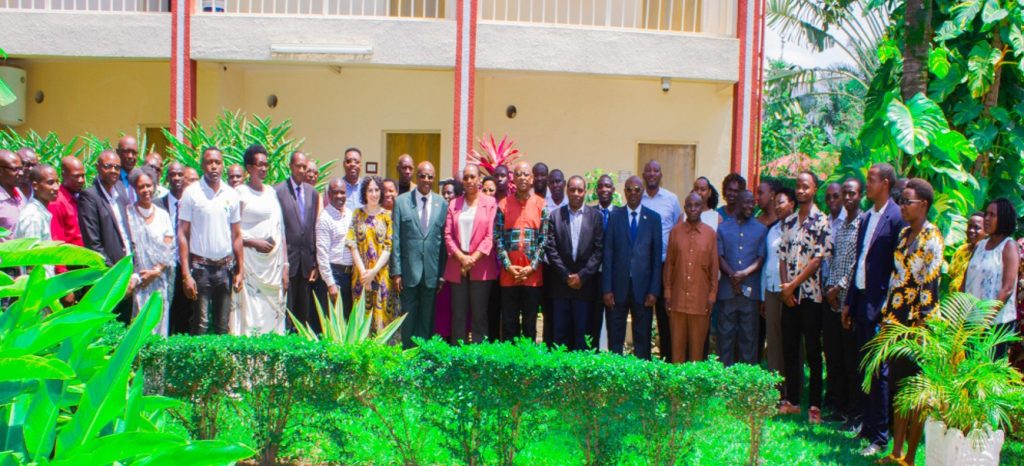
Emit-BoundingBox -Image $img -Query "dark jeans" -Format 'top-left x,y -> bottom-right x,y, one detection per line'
400,283 -> 437,349
607,295 -> 654,360
329,264 -> 354,319
655,296 -> 672,362
451,279 -> 492,344
168,267 -> 191,335
850,288 -> 888,446
190,263 -> 232,335
488,282 -> 503,341
718,295 -> 760,365
823,308 -> 861,417
782,299 -> 823,408
288,270 -> 313,331
553,298 -> 591,350
501,285 -> 541,341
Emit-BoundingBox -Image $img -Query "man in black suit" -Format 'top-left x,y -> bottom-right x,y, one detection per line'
158,162 -> 189,334
545,176 -> 604,350
275,151 -> 320,331
602,176 -> 663,360
79,150 -> 135,323
842,163 -> 906,456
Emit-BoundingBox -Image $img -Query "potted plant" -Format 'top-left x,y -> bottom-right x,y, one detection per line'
861,292 -> 1024,465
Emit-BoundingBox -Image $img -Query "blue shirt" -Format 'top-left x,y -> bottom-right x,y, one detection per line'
717,217 -> 767,301
344,178 -> 363,210
640,187 -> 681,260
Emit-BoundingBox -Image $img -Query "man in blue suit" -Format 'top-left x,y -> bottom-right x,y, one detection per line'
602,176 -> 663,360
842,163 -> 905,456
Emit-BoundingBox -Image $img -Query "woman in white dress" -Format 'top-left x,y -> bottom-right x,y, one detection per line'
963,198 -> 1020,357
233,144 -> 289,335
693,176 -> 724,231
127,167 -> 176,336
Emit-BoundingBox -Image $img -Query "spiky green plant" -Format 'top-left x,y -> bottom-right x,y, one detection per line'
289,293 -> 405,346
162,111 -> 334,190
0,129 -> 83,169
861,292 -> 1024,445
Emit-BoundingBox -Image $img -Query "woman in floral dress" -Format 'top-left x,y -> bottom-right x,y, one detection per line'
346,176 -> 394,332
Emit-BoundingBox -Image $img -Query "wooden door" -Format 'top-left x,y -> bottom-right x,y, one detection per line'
385,132 -> 441,182
637,143 -> 696,199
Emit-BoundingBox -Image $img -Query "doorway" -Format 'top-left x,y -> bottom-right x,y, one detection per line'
385,132 -> 442,184
636,143 -> 696,198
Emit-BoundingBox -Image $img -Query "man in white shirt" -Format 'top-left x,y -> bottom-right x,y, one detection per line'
177,147 -> 243,335
316,178 -> 356,317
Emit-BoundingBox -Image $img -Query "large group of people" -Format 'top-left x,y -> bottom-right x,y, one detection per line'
3,135 -> 1024,464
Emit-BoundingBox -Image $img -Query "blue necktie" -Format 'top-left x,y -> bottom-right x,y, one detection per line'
601,208 -> 609,229
629,211 -> 638,243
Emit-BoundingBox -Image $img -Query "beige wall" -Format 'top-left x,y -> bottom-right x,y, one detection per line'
196,64 -> 455,176
475,72 -> 733,187
15,60 -> 169,143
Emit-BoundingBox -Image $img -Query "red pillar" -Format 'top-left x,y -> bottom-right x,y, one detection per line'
452,0 -> 478,177
730,0 -> 766,186
171,0 -> 196,139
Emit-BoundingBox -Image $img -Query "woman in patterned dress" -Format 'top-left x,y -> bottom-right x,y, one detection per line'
877,178 -> 944,466
948,211 -> 985,292
126,167 -> 176,336
346,176 -> 394,332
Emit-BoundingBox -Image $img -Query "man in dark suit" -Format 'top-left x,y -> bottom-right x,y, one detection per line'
842,163 -> 906,456
545,175 -> 603,350
275,151 -> 321,331
79,150 -> 135,323
602,176 -> 663,360
391,161 -> 448,348
158,162 -> 189,334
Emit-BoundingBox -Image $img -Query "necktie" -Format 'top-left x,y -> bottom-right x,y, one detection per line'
296,184 -> 306,226
420,196 -> 429,231
601,208 -> 609,229
629,211 -> 638,243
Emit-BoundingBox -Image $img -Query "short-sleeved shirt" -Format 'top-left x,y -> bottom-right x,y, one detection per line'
0,186 -> 25,240
717,218 -> 767,301
761,221 -> 784,294
778,204 -> 833,304
640,187 -> 682,261
883,223 -> 943,326
178,178 -> 241,260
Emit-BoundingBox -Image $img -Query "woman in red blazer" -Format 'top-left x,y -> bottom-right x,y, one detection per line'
444,164 -> 499,343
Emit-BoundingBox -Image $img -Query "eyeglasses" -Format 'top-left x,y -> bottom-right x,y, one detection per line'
898,198 -> 924,206
99,163 -> 122,171
418,174 -> 435,180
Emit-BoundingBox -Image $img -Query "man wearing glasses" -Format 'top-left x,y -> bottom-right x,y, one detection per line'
390,161 -> 447,348
0,150 -> 25,239
78,150 -> 136,322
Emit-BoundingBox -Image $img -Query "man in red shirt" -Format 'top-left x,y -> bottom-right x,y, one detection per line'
49,156 -> 86,251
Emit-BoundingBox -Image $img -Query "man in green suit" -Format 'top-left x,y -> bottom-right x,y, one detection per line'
391,161 -> 448,348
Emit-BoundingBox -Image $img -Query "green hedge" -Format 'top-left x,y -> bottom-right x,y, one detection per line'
139,335 -> 780,465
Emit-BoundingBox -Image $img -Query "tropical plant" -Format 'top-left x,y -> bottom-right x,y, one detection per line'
583,168 -> 624,207
0,238 -> 254,465
289,294 -> 405,346
162,110 -> 334,190
861,293 -> 1024,444
466,133 -> 522,175
0,129 -> 83,169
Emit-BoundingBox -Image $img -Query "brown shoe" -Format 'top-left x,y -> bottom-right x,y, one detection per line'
808,406 -> 822,424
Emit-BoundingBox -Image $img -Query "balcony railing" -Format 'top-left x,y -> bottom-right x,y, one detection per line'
479,0 -> 735,36
1,0 -> 735,36
0,0 -> 166,11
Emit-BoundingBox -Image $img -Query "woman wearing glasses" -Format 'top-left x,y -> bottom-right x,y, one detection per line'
876,178 -> 944,466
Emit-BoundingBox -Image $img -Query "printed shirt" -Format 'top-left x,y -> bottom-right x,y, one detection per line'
495,194 -> 549,287
663,221 -> 719,315
947,242 -> 973,293
778,204 -> 833,304
0,185 -> 24,240
15,198 -> 54,276
316,203 -> 355,287
825,212 -> 861,311
882,223 -> 943,326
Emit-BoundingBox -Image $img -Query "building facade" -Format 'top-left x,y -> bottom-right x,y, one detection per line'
0,0 -> 765,192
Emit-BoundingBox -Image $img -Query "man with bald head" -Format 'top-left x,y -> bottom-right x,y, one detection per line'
16,147 -> 38,199
183,167 -> 200,187
226,164 -> 245,188
316,177 -> 356,316
116,135 -> 139,201
496,160 -> 549,341
276,150 -> 321,329
0,150 -> 25,238
390,161 -> 447,347
79,150 -> 136,322
395,154 -> 414,195
49,157 -> 87,266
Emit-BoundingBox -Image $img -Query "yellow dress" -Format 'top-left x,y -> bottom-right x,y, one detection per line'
947,242 -> 972,292
346,208 -> 394,332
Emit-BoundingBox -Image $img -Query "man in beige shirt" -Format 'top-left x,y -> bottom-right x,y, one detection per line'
663,192 -> 719,363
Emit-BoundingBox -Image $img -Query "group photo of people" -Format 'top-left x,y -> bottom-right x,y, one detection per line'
2,134 -> 1023,465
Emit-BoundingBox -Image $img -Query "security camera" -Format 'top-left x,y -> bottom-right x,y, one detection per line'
661,77 -> 671,93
